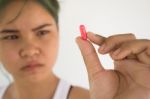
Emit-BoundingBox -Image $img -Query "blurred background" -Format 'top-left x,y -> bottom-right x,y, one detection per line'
0,0 -> 150,89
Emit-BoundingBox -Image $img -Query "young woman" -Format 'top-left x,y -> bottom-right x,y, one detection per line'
0,0 -> 150,99
0,0 -> 90,99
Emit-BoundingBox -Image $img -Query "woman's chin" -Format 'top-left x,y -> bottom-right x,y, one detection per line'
21,72 -> 51,84
17,66 -> 51,83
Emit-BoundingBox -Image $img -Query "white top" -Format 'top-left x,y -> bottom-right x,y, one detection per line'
0,80 -> 71,99
53,79 -> 71,99
0,84 -> 8,99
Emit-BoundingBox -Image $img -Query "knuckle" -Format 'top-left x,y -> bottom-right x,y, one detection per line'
128,33 -> 136,39
120,41 -> 131,50
108,35 -> 117,41
106,35 -> 118,44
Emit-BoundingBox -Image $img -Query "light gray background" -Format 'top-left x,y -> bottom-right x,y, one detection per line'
0,0 -> 150,89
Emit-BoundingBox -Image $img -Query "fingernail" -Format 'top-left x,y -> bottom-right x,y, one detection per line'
88,32 -> 95,37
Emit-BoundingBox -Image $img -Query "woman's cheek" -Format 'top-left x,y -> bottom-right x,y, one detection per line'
0,45 -> 19,67
44,38 -> 59,63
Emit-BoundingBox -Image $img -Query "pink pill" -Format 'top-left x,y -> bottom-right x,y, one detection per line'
79,25 -> 87,40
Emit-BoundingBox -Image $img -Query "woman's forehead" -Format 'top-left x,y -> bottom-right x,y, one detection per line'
0,1 -> 55,26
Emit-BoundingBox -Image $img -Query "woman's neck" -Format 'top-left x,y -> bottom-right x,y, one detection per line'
11,73 -> 59,99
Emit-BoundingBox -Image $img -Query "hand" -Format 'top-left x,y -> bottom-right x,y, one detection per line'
76,33 -> 150,99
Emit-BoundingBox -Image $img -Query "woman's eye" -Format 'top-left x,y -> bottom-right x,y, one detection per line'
1,35 -> 19,40
37,30 -> 50,36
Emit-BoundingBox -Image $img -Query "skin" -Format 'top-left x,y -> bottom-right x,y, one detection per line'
0,1 -> 90,99
76,32 -> 150,99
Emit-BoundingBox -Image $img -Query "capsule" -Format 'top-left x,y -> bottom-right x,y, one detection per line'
79,25 -> 87,40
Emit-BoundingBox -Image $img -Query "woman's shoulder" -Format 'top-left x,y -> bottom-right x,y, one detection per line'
68,86 -> 90,99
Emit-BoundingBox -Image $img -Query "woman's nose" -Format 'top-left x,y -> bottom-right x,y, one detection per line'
19,41 -> 41,58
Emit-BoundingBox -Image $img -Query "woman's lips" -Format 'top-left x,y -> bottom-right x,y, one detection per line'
21,62 -> 44,71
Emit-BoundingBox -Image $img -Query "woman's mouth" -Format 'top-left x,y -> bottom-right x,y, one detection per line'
21,62 -> 44,72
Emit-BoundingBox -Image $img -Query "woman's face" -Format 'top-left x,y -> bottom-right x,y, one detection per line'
0,1 -> 59,82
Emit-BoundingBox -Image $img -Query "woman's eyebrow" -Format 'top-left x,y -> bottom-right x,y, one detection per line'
0,24 -> 52,34
32,23 -> 52,31
0,29 -> 19,34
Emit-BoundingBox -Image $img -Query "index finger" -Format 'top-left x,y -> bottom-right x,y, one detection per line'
87,32 -> 106,46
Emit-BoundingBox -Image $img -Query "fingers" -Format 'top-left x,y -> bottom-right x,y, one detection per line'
112,39 -> 150,64
98,33 -> 136,54
87,32 -> 150,65
87,32 -> 136,55
76,37 -> 105,81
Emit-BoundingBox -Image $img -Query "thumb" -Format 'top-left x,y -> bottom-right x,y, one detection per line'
76,37 -> 105,81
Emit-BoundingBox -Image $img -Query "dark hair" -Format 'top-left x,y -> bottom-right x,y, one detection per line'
0,0 -> 60,24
